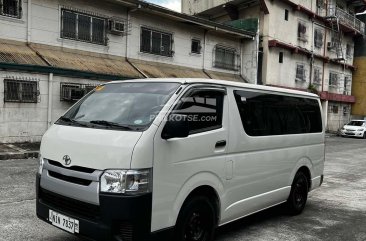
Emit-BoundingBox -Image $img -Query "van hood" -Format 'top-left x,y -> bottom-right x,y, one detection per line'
40,124 -> 143,170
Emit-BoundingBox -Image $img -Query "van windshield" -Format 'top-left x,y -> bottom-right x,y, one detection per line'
56,82 -> 181,131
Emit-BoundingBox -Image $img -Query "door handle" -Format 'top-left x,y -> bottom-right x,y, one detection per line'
215,140 -> 226,148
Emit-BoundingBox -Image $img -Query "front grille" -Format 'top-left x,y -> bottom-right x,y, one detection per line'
116,222 -> 134,241
48,159 -> 96,173
48,171 -> 92,186
39,188 -> 100,220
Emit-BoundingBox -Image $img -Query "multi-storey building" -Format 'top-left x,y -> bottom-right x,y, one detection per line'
183,0 -> 366,132
0,0 -> 257,143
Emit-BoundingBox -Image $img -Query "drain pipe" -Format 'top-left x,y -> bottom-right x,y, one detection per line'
125,7 -> 148,78
27,0 -> 32,43
202,29 -> 212,79
47,73 -> 54,128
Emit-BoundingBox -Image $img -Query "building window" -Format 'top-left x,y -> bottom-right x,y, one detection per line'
298,21 -> 308,42
60,83 -> 97,102
140,27 -> 173,57
4,79 -> 38,103
343,106 -> 349,116
191,39 -> 201,54
313,67 -> 322,84
214,46 -> 239,71
329,72 -> 339,87
284,9 -> 289,21
279,52 -> 283,63
328,104 -> 338,114
0,0 -> 22,18
314,29 -> 324,48
61,9 -> 107,45
295,64 -> 306,81
346,44 -> 353,58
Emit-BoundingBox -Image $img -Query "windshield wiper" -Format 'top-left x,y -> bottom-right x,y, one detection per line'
89,120 -> 134,130
59,116 -> 88,127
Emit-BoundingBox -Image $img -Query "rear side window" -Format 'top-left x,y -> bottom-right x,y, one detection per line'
174,89 -> 225,134
234,90 -> 322,136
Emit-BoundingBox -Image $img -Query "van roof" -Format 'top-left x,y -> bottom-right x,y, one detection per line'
109,78 -> 319,98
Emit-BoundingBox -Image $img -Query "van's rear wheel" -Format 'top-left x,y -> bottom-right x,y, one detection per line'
286,171 -> 309,215
175,196 -> 216,241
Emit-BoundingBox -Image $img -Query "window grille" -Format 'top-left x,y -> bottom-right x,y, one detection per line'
140,27 -> 173,57
60,83 -> 98,102
191,39 -> 201,54
295,64 -> 306,81
328,105 -> 338,114
214,46 -> 239,71
0,0 -> 22,18
298,21 -> 308,41
61,9 -> 107,45
314,29 -> 323,48
313,67 -> 322,84
329,72 -> 338,87
4,79 -> 38,103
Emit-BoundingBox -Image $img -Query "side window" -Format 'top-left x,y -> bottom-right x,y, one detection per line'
233,90 -> 322,136
174,89 -> 225,134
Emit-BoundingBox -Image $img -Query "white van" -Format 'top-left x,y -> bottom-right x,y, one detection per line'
36,79 -> 325,241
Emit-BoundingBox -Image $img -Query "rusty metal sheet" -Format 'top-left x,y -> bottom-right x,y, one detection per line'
31,44 -> 143,79
0,41 -> 47,66
130,59 -> 209,78
206,70 -> 245,82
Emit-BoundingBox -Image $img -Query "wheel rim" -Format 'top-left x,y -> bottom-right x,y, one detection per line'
293,177 -> 307,209
184,210 -> 209,241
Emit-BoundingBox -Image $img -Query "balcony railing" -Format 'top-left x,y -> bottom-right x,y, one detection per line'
323,5 -> 365,35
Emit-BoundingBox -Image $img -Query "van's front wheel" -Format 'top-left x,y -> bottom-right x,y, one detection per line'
175,196 -> 216,241
286,171 -> 309,215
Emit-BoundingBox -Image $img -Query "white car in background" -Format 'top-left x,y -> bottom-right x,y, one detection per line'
340,120 -> 366,139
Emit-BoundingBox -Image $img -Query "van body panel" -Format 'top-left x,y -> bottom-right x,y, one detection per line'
41,125 -> 142,170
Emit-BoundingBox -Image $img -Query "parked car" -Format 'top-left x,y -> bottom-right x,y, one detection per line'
36,79 -> 325,241
340,120 -> 366,139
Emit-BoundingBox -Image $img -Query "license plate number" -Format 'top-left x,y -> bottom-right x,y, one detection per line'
49,210 -> 79,234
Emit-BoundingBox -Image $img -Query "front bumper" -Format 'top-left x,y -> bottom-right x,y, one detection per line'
36,174 -> 152,241
340,131 -> 364,137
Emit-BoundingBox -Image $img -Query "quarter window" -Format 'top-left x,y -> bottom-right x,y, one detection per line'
4,79 -> 38,103
174,89 -> 225,134
0,0 -> 22,18
234,90 -> 322,136
61,9 -> 107,45
140,27 -> 173,57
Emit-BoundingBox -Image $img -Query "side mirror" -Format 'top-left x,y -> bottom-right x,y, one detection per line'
162,114 -> 189,140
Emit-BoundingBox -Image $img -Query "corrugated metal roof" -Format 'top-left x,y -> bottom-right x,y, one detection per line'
206,70 -> 245,82
130,59 -> 209,78
31,44 -> 143,79
0,40 -> 48,66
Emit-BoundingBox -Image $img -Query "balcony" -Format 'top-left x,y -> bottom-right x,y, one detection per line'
322,5 -> 365,35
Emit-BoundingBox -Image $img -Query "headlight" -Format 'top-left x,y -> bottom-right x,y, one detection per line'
38,155 -> 44,175
100,169 -> 151,195
358,129 -> 364,131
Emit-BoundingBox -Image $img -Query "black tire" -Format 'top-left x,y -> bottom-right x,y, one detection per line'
363,132 -> 366,139
174,196 -> 216,241
286,171 -> 309,215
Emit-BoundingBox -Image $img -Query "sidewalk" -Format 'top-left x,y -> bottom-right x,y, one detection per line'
0,143 -> 40,160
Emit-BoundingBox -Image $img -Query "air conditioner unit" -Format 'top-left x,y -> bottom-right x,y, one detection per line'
327,42 -> 336,49
109,20 -> 125,35
61,84 -> 84,101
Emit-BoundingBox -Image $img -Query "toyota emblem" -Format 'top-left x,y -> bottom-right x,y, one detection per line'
63,155 -> 72,166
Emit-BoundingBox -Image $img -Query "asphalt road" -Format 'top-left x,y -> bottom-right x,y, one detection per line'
0,136 -> 365,241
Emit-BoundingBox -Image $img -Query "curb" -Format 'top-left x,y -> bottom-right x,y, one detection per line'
0,151 -> 39,160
